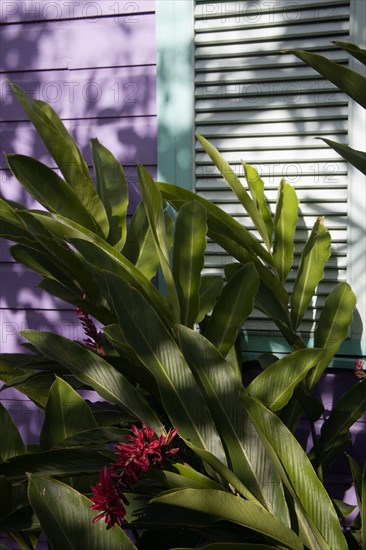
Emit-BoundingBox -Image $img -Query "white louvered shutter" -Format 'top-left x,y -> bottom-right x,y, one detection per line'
194,0 -> 351,337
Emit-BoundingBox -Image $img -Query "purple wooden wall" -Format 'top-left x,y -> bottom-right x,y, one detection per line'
0,2 -> 156,546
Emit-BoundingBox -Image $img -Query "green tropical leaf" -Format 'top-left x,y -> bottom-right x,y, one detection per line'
0,356 -> 53,407
138,165 -> 180,321
179,326 -> 289,523
22,210 -> 173,327
152,488 -> 303,550
0,402 -> 26,462
28,474 -> 137,549
196,275 -> 224,323
104,272 -> 226,463
273,180 -> 299,284
204,263 -> 259,357
315,380 -> 366,467
40,377 -> 98,450
91,138 -> 129,249
53,427 -> 128,449
168,464 -> 223,491
122,202 -> 160,280
173,201 -> 207,327
346,454 -> 362,511
9,83 -> 109,237
0,504 -> 40,533
196,134 -> 271,246
309,282 -> 357,388
247,349 -> 326,411
20,331 -> 161,430
290,217 -> 331,330
7,155 -> 101,235
318,138 -> 366,176
0,449 -> 110,481
287,49 -> 366,109
158,182 -> 274,266
243,163 -> 273,247
335,41 -> 366,65
242,394 -> 348,550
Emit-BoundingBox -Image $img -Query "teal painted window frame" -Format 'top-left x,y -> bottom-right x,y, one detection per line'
156,0 -> 365,365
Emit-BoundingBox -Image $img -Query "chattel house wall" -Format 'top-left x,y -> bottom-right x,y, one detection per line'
0,0 -> 365,545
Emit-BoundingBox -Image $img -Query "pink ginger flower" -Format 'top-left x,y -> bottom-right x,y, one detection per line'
90,466 -> 126,529
355,358 -> 366,380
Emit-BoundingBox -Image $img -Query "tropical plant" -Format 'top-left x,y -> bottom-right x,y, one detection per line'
286,41 -> 366,176
0,81 -> 364,550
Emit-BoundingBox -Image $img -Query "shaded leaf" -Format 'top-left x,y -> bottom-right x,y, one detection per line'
179,326 -> 290,523
40,377 -> 98,450
0,402 -> 26,462
197,275 -> 224,323
335,41 -> 366,65
242,394 -> 348,550
204,263 -> 259,357
287,49 -> 366,109
7,155 -> 100,234
309,282 -> 357,388
20,331 -> 161,430
28,474 -> 137,549
318,138 -> 366,176
152,488 -> 303,550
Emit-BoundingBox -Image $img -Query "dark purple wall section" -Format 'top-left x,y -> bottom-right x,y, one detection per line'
0,3 -> 156,545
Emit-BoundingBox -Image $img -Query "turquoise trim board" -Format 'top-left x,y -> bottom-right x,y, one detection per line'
156,0 -> 194,190
155,0 -> 365,366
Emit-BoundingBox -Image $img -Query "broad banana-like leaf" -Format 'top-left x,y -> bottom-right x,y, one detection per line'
243,163 -> 273,247
287,49 -> 366,109
179,326 -> 290,523
16,211 -> 101,303
346,454 -> 362,511
247,349 -> 326,412
0,402 -> 25,461
335,41 -> 366,65
28,475 -> 137,550
204,263 -> 259,357
0,505 -> 40,534
169,463 -> 223,491
173,201 -> 207,327
315,380 -> 366,468
309,282 -> 357,388
7,155 -> 102,235
196,275 -> 224,323
138,165 -> 180,321
273,179 -> 299,284
53,427 -> 128,449
158,182 -> 274,266
242,394 -> 348,550
20,330 -> 161,430
9,83 -> 109,237
318,137 -> 366,176
0,356 -> 53,407
104,272 -> 226,463
290,217 -> 331,330
22,210 -> 174,327
196,134 -> 271,247
0,449 -> 110,481
122,202 -> 161,280
152,488 -> 303,550
91,138 -> 129,249
40,377 -> 98,450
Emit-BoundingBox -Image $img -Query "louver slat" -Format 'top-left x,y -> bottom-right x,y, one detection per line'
194,0 -> 350,336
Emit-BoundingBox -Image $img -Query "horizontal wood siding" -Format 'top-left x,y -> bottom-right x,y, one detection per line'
194,0 -> 350,337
